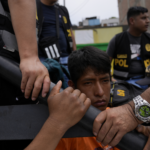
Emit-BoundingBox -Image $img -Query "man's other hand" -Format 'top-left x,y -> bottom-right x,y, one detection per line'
136,125 -> 150,150
93,103 -> 139,147
47,81 -> 91,131
20,56 -> 50,101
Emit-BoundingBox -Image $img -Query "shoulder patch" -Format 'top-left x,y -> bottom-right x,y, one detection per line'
145,44 -> 150,52
63,16 -> 67,24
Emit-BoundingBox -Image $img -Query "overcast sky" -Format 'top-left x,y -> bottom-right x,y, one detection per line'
58,0 -> 119,25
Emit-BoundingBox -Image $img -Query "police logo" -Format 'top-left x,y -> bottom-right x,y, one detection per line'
63,16 -> 67,24
145,44 -> 150,52
117,90 -> 125,97
67,29 -> 72,37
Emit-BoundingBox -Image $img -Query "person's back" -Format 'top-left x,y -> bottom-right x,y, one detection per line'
38,0 -> 76,84
55,46 -> 119,150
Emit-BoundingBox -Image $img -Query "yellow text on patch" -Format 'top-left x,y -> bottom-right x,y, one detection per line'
115,59 -> 128,68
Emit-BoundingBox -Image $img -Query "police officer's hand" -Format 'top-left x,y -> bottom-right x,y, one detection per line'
47,81 -> 91,130
93,103 -> 140,147
20,56 -> 50,101
136,125 -> 150,150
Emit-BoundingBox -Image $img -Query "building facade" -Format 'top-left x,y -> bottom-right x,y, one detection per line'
101,18 -> 119,27
79,17 -> 100,27
118,0 -> 150,25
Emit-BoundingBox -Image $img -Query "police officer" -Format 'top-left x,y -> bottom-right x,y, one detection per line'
0,0 -> 50,101
107,7 -> 150,89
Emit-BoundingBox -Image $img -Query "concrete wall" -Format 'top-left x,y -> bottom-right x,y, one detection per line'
93,27 -> 122,43
101,18 -> 119,26
118,0 -> 150,25
73,26 -> 123,45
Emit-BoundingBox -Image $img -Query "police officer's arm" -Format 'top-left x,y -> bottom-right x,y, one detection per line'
8,0 -> 50,101
25,81 -> 91,150
106,36 -> 116,61
93,87 -> 150,147
71,28 -> 76,51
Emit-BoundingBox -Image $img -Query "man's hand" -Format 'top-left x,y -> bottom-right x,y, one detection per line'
136,125 -> 150,150
24,81 -> 91,150
20,56 -> 50,101
93,103 -> 139,147
47,81 -> 91,131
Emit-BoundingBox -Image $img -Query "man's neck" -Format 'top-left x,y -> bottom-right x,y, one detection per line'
128,27 -> 143,37
41,0 -> 54,6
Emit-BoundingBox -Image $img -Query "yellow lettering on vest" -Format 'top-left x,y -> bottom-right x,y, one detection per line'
115,59 -> 128,68
67,29 -> 72,37
63,16 -> 67,24
115,59 -> 119,65
124,60 -> 128,68
119,59 -> 124,67
117,54 -> 127,58
117,90 -> 125,97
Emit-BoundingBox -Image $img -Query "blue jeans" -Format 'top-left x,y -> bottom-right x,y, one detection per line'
126,75 -> 148,89
59,56 -> 69,85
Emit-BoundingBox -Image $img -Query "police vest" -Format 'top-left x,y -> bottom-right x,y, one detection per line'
59,6 -> 73,54
113,31 -> 150,79
0,0 -> 39,53
36,1 -> 73,55
0,1 -> 72,56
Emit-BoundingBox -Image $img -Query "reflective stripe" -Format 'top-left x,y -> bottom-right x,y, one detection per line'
114,69 -> 128,78
0,2 -> 11,19
0,2 -> 17,51
36,27 -> 39,42
53,44 -> 60,58
1,30 -> 18,51
0,1 -> 39,52
36,11 -> 38,20
0,2 -> 7,17
45,48 -> 51,59
69,42 -> 73,48
49,46 -> 56,58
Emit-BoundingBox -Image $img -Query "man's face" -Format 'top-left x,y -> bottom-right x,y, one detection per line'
75,68 -> 110,111
132,13 -> 149,32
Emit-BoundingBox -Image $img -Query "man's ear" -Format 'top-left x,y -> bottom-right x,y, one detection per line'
129,17 -> 135,25
68,80 -> 75,88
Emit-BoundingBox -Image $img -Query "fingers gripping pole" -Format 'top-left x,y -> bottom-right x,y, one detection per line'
0,56 -> 148,150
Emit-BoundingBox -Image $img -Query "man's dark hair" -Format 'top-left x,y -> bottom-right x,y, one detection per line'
127,6 -> 148,24
68,46 -> 111,86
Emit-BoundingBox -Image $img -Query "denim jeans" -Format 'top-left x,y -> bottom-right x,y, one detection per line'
126,75 -> 148,89
59,56 -> 69,85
